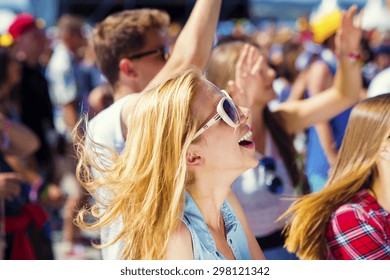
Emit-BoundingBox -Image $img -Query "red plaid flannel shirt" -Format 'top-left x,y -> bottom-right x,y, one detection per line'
325,190 -> 390,260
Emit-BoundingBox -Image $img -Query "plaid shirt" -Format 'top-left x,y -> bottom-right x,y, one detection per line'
325,189 -> 390,260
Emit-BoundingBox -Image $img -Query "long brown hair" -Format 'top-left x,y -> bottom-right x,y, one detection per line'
282,94 -> 390,259
206,40 -> 308,192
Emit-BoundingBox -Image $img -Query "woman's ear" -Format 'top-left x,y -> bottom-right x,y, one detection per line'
119,58 -> 137,77
186,150 -> 202,167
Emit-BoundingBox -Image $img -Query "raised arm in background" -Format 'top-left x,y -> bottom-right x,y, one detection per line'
276,6 -> 362,134
234,6 -> 362,135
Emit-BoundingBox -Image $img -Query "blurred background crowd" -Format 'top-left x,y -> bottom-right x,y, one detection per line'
0,0 -> 389,260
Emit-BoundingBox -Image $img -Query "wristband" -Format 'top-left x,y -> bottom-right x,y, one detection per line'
337,51 -> 363,63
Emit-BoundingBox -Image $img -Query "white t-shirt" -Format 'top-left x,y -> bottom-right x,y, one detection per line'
47,44 -> 88,138
367,67 -> 390,98
86,94 -> 133,259
231,131 -> 297,237
87,95 -> 131,160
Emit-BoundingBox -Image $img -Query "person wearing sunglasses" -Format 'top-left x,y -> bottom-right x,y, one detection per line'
126,46 -> 170,62
206,6 -> 362,259
75,68 -> 264,260
283,94 -> 390,260
83,1 -> 223,259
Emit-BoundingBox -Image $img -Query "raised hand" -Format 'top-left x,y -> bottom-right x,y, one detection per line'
231,44 -> 265,108
335,5 -> 362,55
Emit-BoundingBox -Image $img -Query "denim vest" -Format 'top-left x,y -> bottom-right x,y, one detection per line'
181,192 -> 252,260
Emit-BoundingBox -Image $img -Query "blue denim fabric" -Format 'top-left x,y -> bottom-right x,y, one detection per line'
181,192 -> 251,260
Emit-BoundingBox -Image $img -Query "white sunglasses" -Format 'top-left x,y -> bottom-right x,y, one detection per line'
192,90 -> 241,140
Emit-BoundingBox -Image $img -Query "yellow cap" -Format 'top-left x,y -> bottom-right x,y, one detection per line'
0,33 -> 14,47
311,9 -> 341,44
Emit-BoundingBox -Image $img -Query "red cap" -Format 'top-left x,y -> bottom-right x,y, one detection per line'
8,13 -> 37,40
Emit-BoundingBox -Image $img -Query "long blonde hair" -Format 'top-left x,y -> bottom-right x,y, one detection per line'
74,68 -> 204,259
283,94 -> 390,259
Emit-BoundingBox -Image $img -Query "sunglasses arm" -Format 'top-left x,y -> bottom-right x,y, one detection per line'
192,114 -> 221,140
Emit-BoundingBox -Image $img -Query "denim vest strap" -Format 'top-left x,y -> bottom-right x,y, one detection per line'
181,192 -> 251,260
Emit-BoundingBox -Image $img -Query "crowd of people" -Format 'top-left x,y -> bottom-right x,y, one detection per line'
0,0 -> 389,260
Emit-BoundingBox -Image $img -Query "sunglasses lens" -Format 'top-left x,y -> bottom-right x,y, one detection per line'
259,157 -> 284,195
222,99 -> 240,126
267,177 -> 284,195
259,157 -> 276,171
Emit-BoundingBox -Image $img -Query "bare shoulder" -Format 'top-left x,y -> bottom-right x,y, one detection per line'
309,60 -> 331,75
307,61 -> 332,87
166,221 -> 194,260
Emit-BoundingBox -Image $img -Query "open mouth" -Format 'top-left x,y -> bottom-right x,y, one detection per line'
238,131 -> 255,149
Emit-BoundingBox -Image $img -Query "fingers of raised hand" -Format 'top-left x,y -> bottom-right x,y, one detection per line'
354,8 -> 364,29
251,55 -> 264,76
227,80 -> 238,93
338,5 -> 362,52
247,46 -> 261,69
236,45 -> 249,77
237,44 -> 261,78
227,80 -> 245,105
342,5 -> 358,30
248,46 -> 256,67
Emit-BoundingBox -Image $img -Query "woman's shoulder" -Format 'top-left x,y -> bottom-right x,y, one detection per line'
325,190 -> 390,260
328,190 -> 387,232
331,202 -> 367,224
331,192 -> 370,218
166,221 -> 194,260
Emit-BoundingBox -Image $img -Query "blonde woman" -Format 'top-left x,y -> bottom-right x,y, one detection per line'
75,68 -> 264,260
283,94 -> 390,260
206,6 -> 362,259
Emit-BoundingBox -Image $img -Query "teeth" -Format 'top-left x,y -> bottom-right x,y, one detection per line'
238,131 -> 252,143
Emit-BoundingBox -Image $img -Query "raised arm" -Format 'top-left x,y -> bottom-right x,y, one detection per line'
146,0 -> 222,89
276,6 -> 362,134
121,0 -> 222,128
306,60 -> 338,166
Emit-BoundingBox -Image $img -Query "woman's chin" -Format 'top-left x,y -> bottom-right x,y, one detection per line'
249,157 -> 258,168
243,157 -> 259,171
